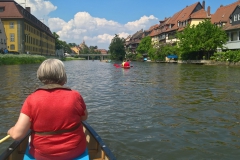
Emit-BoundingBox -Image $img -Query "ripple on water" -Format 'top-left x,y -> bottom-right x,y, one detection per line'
1,61 -> 240,159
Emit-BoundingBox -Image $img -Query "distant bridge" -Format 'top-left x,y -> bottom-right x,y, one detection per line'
78,54 -> 111,60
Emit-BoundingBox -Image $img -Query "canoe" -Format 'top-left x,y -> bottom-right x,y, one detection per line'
0,121 -> 116,160
122,66 -> 130,69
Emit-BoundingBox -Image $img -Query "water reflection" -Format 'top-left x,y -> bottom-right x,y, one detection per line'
0,61 -> 240,159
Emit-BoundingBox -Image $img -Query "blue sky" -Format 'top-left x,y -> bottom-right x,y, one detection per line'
15,0 -> 238,50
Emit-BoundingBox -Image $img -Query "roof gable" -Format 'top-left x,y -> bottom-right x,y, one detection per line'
165,2 -> 203,31
211,1 -> 240,24
177,2 -> 201,22
230,5 -> 240,18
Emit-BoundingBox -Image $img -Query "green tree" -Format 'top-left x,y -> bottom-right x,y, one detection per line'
61,41 -> 71,53
136,36 -> 152,54
53,32 -> 62,50
177,19 -> 228,60
53,32 -> 71,53
68,43 -> 77,47
82,47 -> 89,54
109,34 -> 126,61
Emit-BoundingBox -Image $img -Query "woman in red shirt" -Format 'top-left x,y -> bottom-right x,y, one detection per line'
7,59 -> 88,160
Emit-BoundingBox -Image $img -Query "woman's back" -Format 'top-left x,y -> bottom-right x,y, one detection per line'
22,87 -> 87,159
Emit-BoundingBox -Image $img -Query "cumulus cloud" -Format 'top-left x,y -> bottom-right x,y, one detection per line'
125,15 -> 158,31
15,0 -> 57,21
49,13 -> 158,49
15,0 -> 159,49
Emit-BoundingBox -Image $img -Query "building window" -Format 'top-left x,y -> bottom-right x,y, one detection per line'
9,22 -> 14,29
231,31 -> 238,41
234,15 -> 237,21
10,44 -> 15,50
10,33 -> 14,42
238,13 -> 240,21
0,7 -> 5,12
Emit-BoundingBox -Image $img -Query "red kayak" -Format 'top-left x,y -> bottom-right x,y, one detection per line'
122,66 -> 130,69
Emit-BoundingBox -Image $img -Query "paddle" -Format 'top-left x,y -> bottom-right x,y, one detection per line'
0,135 -> 11,144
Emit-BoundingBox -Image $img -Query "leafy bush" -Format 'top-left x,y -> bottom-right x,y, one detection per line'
210,50 -> 240,62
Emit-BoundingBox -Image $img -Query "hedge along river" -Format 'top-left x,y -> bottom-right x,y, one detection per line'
0,60 -> 240,159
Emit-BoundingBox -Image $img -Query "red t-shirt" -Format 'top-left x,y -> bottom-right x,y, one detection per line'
21,87 -> 87,160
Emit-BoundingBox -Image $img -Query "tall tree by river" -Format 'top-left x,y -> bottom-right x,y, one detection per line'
109,34 -> 126,61
176,20 -> 228,60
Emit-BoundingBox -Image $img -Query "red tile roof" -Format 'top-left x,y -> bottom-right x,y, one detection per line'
224,23 -> 240,30
166,2 -> 201,32
177,2 -> 200,22
190,8 -> 210,19
0,1 -> 23,18
97,49 -> 108,54
149,1 -> 204,37
211,1 -> 240,24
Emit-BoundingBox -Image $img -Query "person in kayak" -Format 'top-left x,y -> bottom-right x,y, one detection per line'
123,59 -> 130,68
7,59 -> 88,160
122,60 -> 126,66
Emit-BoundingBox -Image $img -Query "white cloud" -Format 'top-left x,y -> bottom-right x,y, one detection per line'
47,18 -> 66,31
125,15 -> 158,31
15,0 -> 57,20
49,13 -> 158,49
15,0 -> 159,49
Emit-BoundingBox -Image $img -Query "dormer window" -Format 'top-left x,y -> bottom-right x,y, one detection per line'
230,19 -> 232,24
234,15 -> 237,21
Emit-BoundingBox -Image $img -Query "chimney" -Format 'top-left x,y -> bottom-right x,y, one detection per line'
207,6 -> 211,16
220,5 -> 223,7
25,7 -> 31,13
202,0 -> 205,10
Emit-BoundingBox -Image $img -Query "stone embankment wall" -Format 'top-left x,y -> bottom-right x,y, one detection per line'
177,60 -> 240,66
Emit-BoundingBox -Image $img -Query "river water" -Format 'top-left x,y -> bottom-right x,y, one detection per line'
0,60 -> 240,160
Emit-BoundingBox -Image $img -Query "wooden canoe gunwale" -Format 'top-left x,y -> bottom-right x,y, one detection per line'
82,121 -> 116,160
0,122 -> 116,160
0,131 -> 31,160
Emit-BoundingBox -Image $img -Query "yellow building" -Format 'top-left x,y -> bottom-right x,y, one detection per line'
0,0 -> 55,55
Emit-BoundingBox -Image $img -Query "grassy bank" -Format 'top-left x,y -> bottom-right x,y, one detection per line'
0,54 -> 47,65
64,56 -> 85,61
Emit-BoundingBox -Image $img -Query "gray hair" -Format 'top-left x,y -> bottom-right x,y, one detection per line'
37,59 -> 67,85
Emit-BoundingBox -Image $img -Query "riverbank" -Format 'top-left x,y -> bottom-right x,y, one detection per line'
0,54 -> 88,65
64,56 -> 85,61
153,60 -> 240,66
0,54 -> 47,65
1,54 -> 239,66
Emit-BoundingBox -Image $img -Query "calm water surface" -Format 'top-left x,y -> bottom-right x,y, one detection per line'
0,60 -> 240,160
